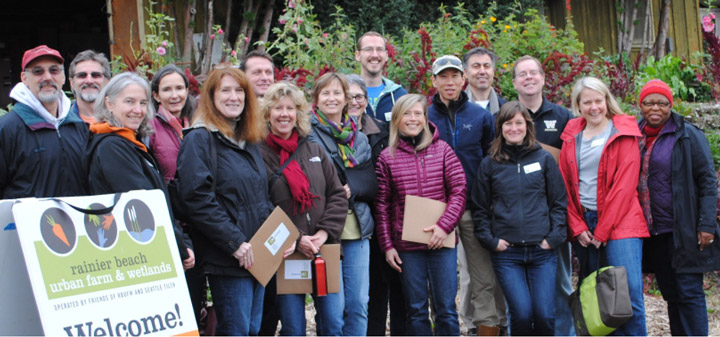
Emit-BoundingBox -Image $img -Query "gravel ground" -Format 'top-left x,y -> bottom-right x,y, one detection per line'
295,273 -> 720,336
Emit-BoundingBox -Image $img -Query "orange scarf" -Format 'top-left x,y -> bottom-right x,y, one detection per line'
89,122 -> 148,152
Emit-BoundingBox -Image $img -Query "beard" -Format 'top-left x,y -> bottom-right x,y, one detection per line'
75,83 -> 101,103
37,81 -> 61,103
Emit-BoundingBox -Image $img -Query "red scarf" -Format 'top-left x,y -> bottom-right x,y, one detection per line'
157,105 -> 185,140
265,130 -> 319,214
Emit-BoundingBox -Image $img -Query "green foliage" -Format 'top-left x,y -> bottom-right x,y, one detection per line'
0,103 -> 13,117
705,131 -> 720,169
312,0 -> 544,38
636,55 -> 707,102
266,1 -> 357,81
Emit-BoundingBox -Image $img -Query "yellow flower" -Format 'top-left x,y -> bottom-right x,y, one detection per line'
505,25 -> 511,30
503,30 -> 508,33
503,64 -> 508,68
523,30 -> 528,34
481,20 -> 486,24
490,17 -> 497,22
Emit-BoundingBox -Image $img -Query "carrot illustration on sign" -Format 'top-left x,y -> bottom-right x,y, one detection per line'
45,215 -> 70,247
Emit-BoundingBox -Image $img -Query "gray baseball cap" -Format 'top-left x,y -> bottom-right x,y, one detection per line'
432,55 -> 463,75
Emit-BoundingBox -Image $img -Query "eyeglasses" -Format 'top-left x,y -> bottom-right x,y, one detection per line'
360,47 -> 387,54
74,71 -> 104,79
26,66 -> 64,76
641,101 -> 670,108
351,94 -> 367,103
516,70 -> 541,78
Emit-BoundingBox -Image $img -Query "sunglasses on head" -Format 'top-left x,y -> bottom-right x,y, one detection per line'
26,66 -> 63,76
74,71 -> 104,79
434,57 -> 462,67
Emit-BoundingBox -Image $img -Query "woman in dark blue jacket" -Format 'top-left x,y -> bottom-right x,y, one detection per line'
176,67 -> 272,336
471,101 -> 567,336
637,79 -> 719,336
87,72 -> 192,268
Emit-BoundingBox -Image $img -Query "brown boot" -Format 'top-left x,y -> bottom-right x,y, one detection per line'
477,325 -> 500,336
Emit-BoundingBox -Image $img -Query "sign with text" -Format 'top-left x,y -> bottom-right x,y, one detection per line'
11,190 -> 198,336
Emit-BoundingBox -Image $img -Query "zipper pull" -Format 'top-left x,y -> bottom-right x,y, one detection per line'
517,163 -> 521,173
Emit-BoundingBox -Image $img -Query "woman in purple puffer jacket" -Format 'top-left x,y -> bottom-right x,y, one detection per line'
374,93 -> 467,336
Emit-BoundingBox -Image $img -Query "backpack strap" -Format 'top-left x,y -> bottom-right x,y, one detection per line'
268,150 -> 298,188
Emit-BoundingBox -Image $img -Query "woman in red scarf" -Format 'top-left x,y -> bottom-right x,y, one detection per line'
258,82 -> 347,335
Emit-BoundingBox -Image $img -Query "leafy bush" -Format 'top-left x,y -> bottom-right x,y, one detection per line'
636,55 -> 708,103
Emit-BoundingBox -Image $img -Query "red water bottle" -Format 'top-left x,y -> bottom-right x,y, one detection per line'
313,253 -> 328,297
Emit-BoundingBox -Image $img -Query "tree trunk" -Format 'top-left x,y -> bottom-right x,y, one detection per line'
257,1 -> 274,52
638,0 -> 653,64
652,0 -> 671,59
623,1 -> 638,55
182,0 -> 196,64
202,0 -> 214,74
236,0 -> 254,54
241,1 -> 262,55
171,3 -> 182,59
224,0 -> 232,46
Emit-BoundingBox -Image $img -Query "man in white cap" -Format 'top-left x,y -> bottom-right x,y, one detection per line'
0,45 -> 88,198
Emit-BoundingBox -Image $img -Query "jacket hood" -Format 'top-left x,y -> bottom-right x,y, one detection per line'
186,118 -> 246,149
381,77 -> 402,94
561,114 -> 641,141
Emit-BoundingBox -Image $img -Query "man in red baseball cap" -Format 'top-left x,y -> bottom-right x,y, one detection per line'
0,45 -> 88,198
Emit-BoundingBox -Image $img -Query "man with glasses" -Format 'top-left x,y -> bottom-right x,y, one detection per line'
457,49 -> 508,336
69,50 -> 110,124
512,55 -> 576,336
1,45 -> 88,198
355,31 -> 407,122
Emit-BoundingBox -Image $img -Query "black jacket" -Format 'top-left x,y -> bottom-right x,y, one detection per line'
176,126 -> 273,277
87,132 -> 190,260
0,103 -> 89,198
643,113 -> 719,273
531,98 -> 574,150
360,113 -> 389,164
471,143 -> 567,250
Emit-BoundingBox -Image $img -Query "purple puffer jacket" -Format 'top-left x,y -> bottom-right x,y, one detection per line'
374,123 -> 467,252
149,114 -> 182,183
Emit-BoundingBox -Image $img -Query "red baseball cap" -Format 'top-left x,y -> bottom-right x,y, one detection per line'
22,45 -> 64,70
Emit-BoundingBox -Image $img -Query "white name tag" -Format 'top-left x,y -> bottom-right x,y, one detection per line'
523,162 -> 541,174
591,138 -> 605,148
384,112 -> 392,122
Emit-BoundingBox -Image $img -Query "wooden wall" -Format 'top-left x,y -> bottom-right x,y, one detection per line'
544,0 -> 702,59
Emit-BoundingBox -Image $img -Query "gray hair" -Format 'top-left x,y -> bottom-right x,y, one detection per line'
94,72 -> 155,138
346,74 -> 367,96
69,50 -> 111,79
463,47 -> 497,69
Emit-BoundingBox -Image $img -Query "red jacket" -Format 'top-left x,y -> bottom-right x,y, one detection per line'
374,124 -> 467,252
559,114 -> 649,242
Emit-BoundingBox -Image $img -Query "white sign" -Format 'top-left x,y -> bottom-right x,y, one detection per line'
11,190 -> 198,336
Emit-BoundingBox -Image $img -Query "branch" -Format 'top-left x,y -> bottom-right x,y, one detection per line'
182,0 -> 196,64
236,0 -> 253,53
652,0 -> 670,59
202,0 -> 214,74
242,0 -> 263,55
224,0 -> 232,46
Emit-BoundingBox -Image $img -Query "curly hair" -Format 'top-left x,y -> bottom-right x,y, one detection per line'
260,82 -> 312,137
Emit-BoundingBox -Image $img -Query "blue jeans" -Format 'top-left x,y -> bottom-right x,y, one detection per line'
276,268 -> 345,336
644,233 -> 708,336
492,245 -> 557,336
399,248 -> 459,336
207,275 -> 265,336
555,242 -> 576,336
341,239 -> 370,336
574,211 -> 647,336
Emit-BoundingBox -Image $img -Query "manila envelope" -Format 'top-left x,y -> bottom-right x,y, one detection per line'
248,206 -> 300,286
401,195 -> 455,248
276,244 -> 341,295
540,143 -> 560,164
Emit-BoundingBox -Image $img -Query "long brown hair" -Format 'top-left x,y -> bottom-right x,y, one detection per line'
489,101 -> 537,162
193,67 -> 265,142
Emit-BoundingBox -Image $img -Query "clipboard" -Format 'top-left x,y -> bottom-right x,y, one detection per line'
401,195 -> 455,248
248,206 -> 300,286
276,244 -> 341,294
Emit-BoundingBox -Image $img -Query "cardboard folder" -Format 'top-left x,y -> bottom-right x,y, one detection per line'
248,206 -> 300,286
401,195 -> 455,248
540,143 -> 560,163
276,244 -> 341,294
